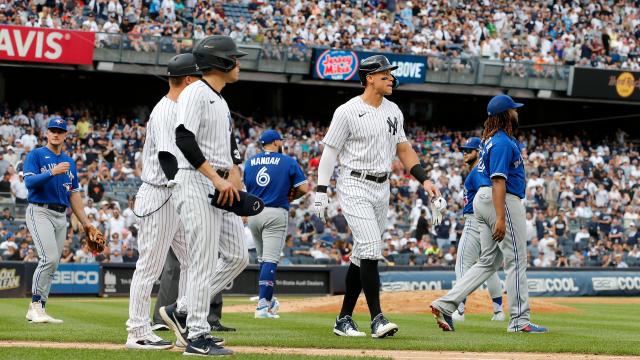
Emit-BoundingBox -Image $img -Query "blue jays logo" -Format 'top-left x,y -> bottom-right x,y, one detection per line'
63,183 -> 73,192
55,119 -> 64,125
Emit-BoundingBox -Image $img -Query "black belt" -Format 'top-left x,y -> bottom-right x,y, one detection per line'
350,170 -> 390,184
31,203 -> 66,213
217,169 -> 229,179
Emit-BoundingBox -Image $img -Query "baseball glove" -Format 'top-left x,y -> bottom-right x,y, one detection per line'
85,225 -> 106,253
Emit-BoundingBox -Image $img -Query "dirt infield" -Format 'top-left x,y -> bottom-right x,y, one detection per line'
225,291 -> 581,314
1,341 -> 636,360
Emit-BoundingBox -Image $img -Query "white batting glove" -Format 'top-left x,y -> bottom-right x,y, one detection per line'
431,197 -> 447,226
313,192 -> 329,222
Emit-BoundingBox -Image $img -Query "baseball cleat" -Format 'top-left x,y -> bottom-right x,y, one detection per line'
183,335 -> 233,356
431,305 -> 454,331
160,303 -> 225,348
491,311 -> 505,321
27,301 -> 58,323
255,306 -> 280,319
333,315 -> 366,337
510,323 -> 549,333
370,314 -> 398,338
452,310 -> 465,323
125,334 -> 173,350
151,322 -> 170,331
269,297 -> 280,316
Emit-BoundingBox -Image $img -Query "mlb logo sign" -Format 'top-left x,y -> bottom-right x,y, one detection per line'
314,50 -> 359,80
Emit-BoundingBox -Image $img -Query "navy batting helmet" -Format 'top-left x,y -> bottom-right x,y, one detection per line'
193,35 -> 247,73
167,53 -> 201,77
358,55 -> 399,88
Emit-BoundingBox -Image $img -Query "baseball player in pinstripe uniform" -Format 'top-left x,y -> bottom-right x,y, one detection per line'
125,54 -> 200,350
159,35 -> 249,356
244,130 -> 308,319
24,117 -> 96,324
314,55 -> 440,338
431,95 -> 548,333
452,136 -> 504,323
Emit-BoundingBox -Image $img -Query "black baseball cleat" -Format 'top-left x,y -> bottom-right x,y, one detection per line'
370,313 -> 399,338
160,303 -> 225,348
333,315 -> 366,337
183,335 -> 233,356
210,321 -> 236,332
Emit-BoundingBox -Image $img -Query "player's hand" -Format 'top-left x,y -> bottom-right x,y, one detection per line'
422,180 -> 440,198
213,177 -> 240,207
229,166 -> 243,190
51,162 -> 71,176
493,217 -> 506,242
313,192 -> 328,222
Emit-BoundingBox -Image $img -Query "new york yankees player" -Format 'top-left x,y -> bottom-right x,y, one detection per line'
160,35 -> 249,356
452,137 -> 504,323
24,118 -> 95,324
244,130 -> 308,319
431,95 -> 548,333
125,54 -> 200,350
314,55 -> 439,338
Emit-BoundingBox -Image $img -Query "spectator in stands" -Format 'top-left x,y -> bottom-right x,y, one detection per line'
111,248 -> 124,263
330,207 -> 349,234
87,175 -> 105,203
627,224 -> 638,247
10,171 -> 28,204
297,212 -> 315,243
123,247 -> 139,262
107,208 -> 126,238
60,246 -> 75,263
1,207 -> 14,222
95,246 -> 110,263
0,172 -> 12,198
0,232 -> 18,260
23,247 -> 38,262
75,242 -> 95,263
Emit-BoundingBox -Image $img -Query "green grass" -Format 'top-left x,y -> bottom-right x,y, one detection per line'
0,348 -> 385,360
0,297 -> 638,357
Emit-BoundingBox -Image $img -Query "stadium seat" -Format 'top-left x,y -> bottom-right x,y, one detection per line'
314,258 -> 332,265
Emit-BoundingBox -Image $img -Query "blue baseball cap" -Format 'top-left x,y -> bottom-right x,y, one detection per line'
487,94 -> 523,116
47,117 -> 68,132
460,137 -> 482,151
260,130 -> 282,145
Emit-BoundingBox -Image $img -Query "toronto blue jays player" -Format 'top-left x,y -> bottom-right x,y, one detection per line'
431,95 -> 548,333
453,137 -> 503,323
24,117 -> 96,324
244,130 -> 308,318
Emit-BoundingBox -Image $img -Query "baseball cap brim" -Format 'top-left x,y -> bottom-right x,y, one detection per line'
512,102 -> 524,109
230,50 -> 248,58
48,125 -> 67,131
369,64 -> 398,75
459,145 -> 477,150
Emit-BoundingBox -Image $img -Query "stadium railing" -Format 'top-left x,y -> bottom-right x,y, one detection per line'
92,33 -> 571,91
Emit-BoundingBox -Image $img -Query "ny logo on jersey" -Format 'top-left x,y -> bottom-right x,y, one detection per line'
386,117 -> 398,135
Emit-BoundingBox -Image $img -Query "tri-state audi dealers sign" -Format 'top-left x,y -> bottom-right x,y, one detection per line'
0,25 -> 95,65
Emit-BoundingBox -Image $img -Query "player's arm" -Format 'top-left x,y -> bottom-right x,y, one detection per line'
23,153 -> 68,189
396,141 -> 439,198
289,160 -> 309,201
69,163 -> 92,228
228,134 -> 244,190
487,141 -> 511,242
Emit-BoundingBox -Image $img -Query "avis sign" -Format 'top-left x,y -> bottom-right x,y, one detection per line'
0,25 -> 95,65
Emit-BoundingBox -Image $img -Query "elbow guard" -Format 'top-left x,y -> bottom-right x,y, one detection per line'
158,151 -> 178,181
175,125 -> 206,169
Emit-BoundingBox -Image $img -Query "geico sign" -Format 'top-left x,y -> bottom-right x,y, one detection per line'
528,278 -> 579,293
381,281 -> 442,292
52,271 -> 99,285
0,28 -> 63,60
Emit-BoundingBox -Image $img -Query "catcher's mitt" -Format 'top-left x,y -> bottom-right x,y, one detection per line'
85,225 -> 106,253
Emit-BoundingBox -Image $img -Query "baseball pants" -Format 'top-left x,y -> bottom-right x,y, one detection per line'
153,248 -> 225,326
248,207 -> 288,264
337,172 -> 389,266
26,204 -> 67,302
173,169 -> 249,339
433,187 -> 530,331
126,184 -> 188,339
455,214 -> 502,304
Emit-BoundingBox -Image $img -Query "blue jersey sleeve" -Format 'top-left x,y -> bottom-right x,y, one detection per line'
488,140 -> 512,179
23,151 -> 53,189
290,159 -> 307,188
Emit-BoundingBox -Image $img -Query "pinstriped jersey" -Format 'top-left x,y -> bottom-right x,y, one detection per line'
140,96 -> 178,186
322,96 -> 407,173
175,79 -> 233,170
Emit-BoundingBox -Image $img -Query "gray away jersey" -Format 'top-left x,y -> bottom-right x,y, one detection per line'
322,96 -> 407,173
175,80 -> 233,170
141,96 -> 179,186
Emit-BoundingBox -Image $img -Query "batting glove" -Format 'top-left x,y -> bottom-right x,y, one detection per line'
431,197 -> 447,226
313,192 -> 329,222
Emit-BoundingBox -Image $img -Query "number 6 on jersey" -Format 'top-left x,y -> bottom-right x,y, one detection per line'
256,166 -> 270,187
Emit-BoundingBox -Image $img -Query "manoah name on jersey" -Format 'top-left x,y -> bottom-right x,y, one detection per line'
249,157 -> 281,166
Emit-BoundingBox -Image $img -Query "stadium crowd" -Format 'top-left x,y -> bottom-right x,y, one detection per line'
0,101 -> 638,269
3,0 -> 640,70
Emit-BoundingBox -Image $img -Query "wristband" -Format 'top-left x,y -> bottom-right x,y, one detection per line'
316,185 -> 328,193
410,164 -> 429,184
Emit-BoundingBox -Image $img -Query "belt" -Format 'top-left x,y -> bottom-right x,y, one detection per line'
31,202 -> 66,213
350,170 -> 390,184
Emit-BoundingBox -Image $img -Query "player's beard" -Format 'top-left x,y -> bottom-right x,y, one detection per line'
511,113 -> 519,131
465,155 -> 477,166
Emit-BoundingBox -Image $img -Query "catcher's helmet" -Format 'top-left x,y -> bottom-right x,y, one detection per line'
358,55 -> 399,88
193,35 -> 247,73
167,53 -> 201,77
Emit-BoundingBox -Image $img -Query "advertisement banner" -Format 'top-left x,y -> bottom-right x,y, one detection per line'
569,67 -> 640,101
0,25 -> 95,65
0,262 -> 27,298
311,48 -> 427,84
380,270 -> 640,297
101,263 -> 160,296
50,264 -> 101,295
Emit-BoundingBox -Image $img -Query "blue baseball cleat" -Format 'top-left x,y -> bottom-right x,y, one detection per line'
513,323 -> 549,333
430,305 -> 454,331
